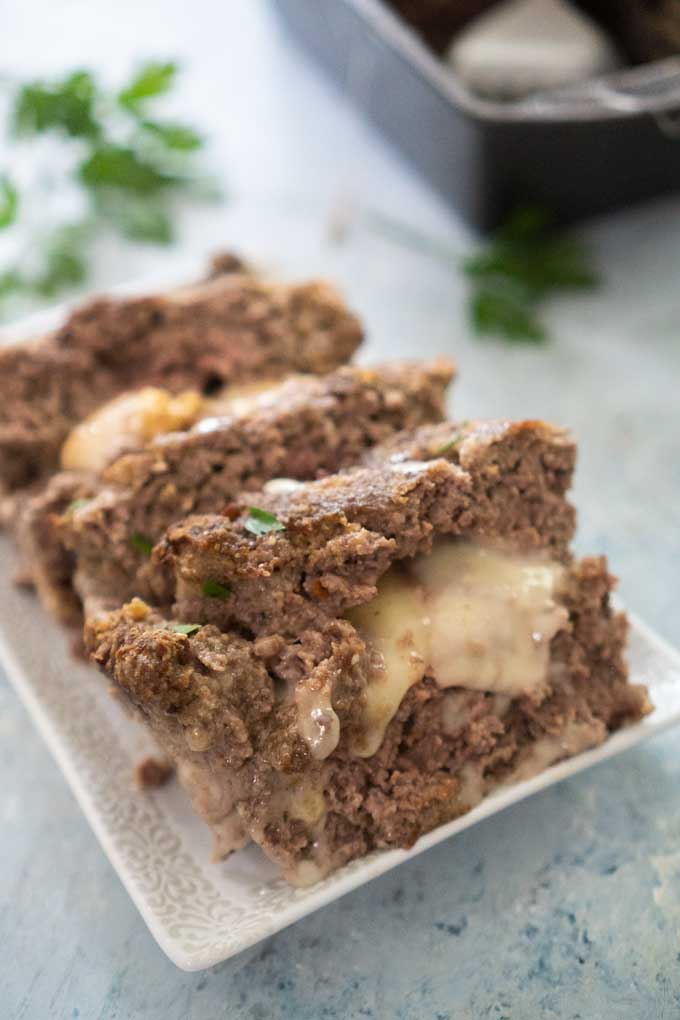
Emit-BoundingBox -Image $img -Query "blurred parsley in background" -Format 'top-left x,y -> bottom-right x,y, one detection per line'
462,207 -> 600,344
0,61 -> 218,315
365,205 -> 600,344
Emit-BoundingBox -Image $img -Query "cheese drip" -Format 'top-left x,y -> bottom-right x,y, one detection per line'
348,540 -> 568,757
295,677 -> 340,761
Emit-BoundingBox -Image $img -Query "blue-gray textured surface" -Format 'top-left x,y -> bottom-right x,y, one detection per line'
2,2 -> 680,1017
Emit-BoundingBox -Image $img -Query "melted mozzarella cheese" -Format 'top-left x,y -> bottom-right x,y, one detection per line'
348,540 -> 568,758
347,570 -> 430,757
61,387 -> 204,471
411,542 -> 568,699
60,376 -> 291,472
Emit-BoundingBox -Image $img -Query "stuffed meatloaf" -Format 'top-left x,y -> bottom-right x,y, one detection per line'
24,359 -> 454,624
0,253 -> 363,492
86,419 -> 651,885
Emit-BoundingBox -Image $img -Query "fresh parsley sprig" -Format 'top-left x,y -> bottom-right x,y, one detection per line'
0,60 -> 218,315
13,70 -> 101,140
363,206 -> 600,345
463,208 -> 600,344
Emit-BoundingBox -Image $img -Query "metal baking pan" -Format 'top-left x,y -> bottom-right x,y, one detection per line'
272,0 -> 680,229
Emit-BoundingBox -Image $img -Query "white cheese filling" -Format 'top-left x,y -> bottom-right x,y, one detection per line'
61,387 -> 204,472
60,377 -> 288,472
348,540 -> 568,757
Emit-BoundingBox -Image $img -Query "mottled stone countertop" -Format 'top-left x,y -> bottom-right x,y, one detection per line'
2,2 -> 680,1017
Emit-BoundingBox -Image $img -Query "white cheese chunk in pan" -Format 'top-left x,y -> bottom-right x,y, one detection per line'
446,0 -> 619,100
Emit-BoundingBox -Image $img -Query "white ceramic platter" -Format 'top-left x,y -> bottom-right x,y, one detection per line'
3,534 -> 680,970
2,287 -> 680,970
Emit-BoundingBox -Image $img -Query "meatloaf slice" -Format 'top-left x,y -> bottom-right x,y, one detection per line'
34,359 -> 453,623
16,472 -> 98,624
0,257 -> 363,491
85,428 -> 650,884
152,419 -> 577,635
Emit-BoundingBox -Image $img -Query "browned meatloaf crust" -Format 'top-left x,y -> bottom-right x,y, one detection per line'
151,418 -> 577,633
0,257 -> 363,491
37,359 -> 454,623
84,418 -> 651,885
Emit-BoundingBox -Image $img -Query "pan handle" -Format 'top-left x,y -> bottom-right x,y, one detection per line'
589,58 -> 680,115
517,56 -> 680,120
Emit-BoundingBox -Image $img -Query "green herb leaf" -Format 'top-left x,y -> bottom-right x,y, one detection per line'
130,532 -> 154,557
0,270 -> 23,299
0,224 -> 89,305
244,507 -> 285,536
120,201 -> 173,244
141,120 -> 203,151
435,421 -> 471,456
1,60 -> 218,316
463,206 -> 600,344
0,177 -> 19,230
13,71 -> 100,139
32,223 -> 89,298
94,191 -> 174,243
79,145 -> 179,194
118,61 -> 178,110
202,579 -> 231,599
470,285 -> 546,344
170,622 -> 201,636
65,498 -> 91,515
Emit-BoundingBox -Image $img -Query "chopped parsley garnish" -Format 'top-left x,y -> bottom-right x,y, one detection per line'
169,622 -> 201,636
201,579 -> 231,599
65,497 -> 91,515
130,532 -> 154,557
435,421 -> 470,456
244,506 -> 285,537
